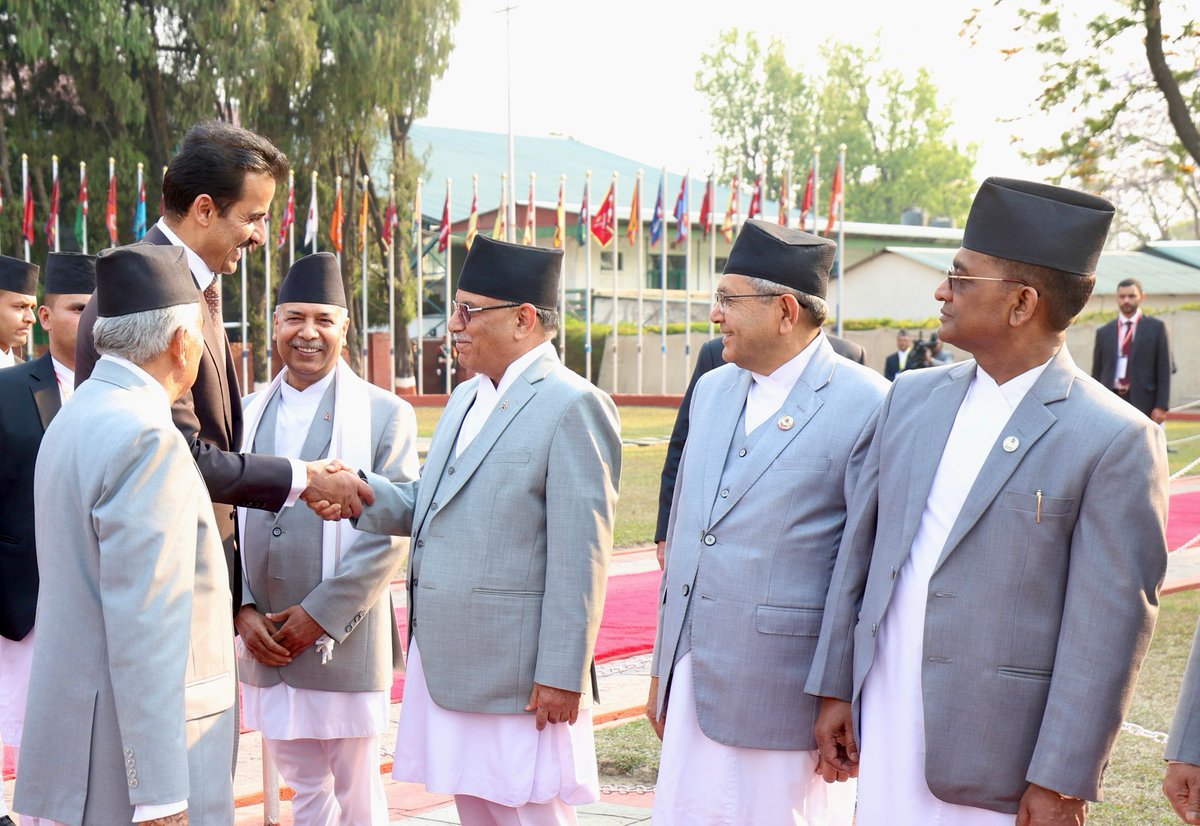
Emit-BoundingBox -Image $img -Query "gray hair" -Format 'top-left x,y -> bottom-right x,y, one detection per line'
744,276 -> 828,327
535,306 -> 559,336
94,303 -> 204,365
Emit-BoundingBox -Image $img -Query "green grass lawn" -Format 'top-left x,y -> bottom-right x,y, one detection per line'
593,591 -> 1200,823
1168,421 -> 1200,478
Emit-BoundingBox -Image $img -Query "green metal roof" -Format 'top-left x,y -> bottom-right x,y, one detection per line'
1143,241 -> 1200,270
874,247 -> 1200,296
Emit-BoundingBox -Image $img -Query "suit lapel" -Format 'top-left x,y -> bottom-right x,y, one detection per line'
932,348 -> 1075,573
27,354 -> 61,431
298,379 -> 338,461
699,367 -> 751,527
412,380 -> 478,537
252,389 -> 282,456
894,362 -> 977,558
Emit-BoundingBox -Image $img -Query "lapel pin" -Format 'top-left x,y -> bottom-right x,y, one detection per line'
1002,436 -> 1019,453
500,399 -> 509,411
777,415 -> 795,431
323,412 -> 332,422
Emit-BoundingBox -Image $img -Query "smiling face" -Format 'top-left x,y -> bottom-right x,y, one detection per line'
710,274 -> 789,375
192,172 -> 275,275
274,302 -> 349,390
0,289 -> 37,352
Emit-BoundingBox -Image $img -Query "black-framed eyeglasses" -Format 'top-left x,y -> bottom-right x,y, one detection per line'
944,267 -> 1039,295
451,300 -> 522,326
712,291 -> 785,311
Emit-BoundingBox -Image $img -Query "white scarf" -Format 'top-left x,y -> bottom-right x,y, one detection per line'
238,358 -> 372,663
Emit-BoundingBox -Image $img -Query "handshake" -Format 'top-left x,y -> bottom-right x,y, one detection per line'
301,459 -> 374,521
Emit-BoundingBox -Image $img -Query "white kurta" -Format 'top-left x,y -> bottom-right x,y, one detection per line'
856,359 -> 1050,826
240,370 -> 389,739
0,347 -> 16,369
395,340 -> 599,807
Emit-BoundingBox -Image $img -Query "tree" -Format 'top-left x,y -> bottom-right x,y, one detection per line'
0,0 -> 458,380
695,30 -> 977,225
962,1 -> 1199,241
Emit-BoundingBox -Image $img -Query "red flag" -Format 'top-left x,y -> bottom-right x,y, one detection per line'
799,168 -> 815,230
330,183 -> 344,253
106,170 -> 118,244
698,176 -> 713,238
44,174 -> 60,247
382,199 -> 398,247
437,190 -> 451,252
276,177 -> 295,249
590,181 -> 615,246
719,175 -> 738,243
746,175 -> 762,220
826,161 -> 844,234
22,177 -> 34,244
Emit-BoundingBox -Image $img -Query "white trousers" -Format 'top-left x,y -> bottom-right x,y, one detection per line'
653,653 -> 856,825
453,794 -> 576,826
267,736 -> 388,826
0,629 -> 37,746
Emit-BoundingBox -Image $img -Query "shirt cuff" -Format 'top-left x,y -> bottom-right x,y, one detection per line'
283,458 -> 308,509
133,800 -> 187,821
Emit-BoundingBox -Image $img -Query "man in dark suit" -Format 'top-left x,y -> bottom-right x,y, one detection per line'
883,329 -> 912,381
75,121 -> 370,606
1091,277 -> 1172,422
0,252 -> 94,826
0,256 -> 39,369
654,331 -> 866,565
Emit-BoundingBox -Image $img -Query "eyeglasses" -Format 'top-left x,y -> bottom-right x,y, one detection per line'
712,291 -> 785,311
451,300 -> 521,326
944,268 -> 1039,295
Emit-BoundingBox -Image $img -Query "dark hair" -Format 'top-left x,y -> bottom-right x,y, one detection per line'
162,121 -> 289,218
997,257 -> 1095,332
1117,277 -> 1144,294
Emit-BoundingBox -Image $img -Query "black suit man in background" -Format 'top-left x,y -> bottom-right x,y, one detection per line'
0,252 -> 95,826
1091,277 -> 1172,423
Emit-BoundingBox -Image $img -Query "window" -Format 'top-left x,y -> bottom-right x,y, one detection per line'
645,255 -> 688,290
599,251 -> 624,270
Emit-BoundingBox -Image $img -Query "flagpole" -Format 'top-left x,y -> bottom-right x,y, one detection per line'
708,174 -> 716,340
288,170 -> 295,268
529,172 -> 536,245
310,171 -> 319,255
361,175 -> 370,380
611,171 -> 619,395
334,174 -> 342,276
635,169 -> 644,395
444,177 -> 453,395
415,180 -> 425,395
812,147 -> 821,235
265,212 -> 272,383
557,174 -> 566,361
584,170 -> 592,384
21,154 -> 29,262
50,155 -> 59,252
240,248 -> 249,390
683,169 -> 692,388
107,157 -> 116,246
135,163 -> 144,241
80,161 -> 88,255
836,143 -> 846,338
502,4 -> 518,243
659,167 -> 667,395
387,173 -> 396,395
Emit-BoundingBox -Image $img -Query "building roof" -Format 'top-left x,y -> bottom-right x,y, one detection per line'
860,247 -> 1200,296
1142,240 -> 1200,270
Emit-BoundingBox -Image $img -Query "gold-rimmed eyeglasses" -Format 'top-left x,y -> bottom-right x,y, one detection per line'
451,300 -> 521,326
712,291 -> 785,311
944,268 -> 1039,295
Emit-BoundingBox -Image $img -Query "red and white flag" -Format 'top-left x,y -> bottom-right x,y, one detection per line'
590,180 -> 615,246
826,159 -> 844,234
276,176 -> 295,249
303,178 -> 319,249
746,175 -> 762,220
105,166 -> 118,245
799,167 -> 815,230
437,189 -> 451,252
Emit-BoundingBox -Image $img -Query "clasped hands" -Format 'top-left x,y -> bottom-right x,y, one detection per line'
236,604 -> 327,666
301,458 -> 373,520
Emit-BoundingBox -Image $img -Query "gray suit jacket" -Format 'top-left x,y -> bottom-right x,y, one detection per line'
15,358 -> 235,824
239,377 -> 419,692
355,349 -> 622,714
806,348 -> 1168,811
652,337 -> 888,749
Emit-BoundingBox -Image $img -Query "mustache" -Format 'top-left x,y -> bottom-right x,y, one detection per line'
452,334 -> 470,344
288,338 -> 327,351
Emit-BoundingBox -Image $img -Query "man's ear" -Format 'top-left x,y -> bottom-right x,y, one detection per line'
192,194 -> 217,228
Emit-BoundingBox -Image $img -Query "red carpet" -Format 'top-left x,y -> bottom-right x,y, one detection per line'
389,568 -> 662,702
1169,490 -> 1200,551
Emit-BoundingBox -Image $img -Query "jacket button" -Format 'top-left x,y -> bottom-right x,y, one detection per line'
720,489 -> 729,498
272,527 -> 282,537
416,539 -> 424,548
345,624 -> 353,633
448,467 -> 455,475
703,534 -> 716,546
430,502 -> 438,511
738,448 -> 747,457
682,584 -> 690,596
411,578 -> 418,588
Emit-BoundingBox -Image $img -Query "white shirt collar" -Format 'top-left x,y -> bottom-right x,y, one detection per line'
280,368 -> 336,405
0,348 -> 14,369
98,354 -> 171,409
156,218 -> 216,291
481,339 -> 557,399
1120,309 -> 1143,325
51,356 -> 75,402
749,332 -> 821,393
975,354 -> 1055,413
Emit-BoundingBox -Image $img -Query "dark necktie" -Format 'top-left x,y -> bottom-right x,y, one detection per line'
203,277 -> 222,329
1117,320 -> 1133,390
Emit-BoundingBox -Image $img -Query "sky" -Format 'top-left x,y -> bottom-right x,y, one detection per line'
420,0 -> 1086,185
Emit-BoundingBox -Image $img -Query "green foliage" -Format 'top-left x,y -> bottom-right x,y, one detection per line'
695,31 -> 978,226
837,317 -> 941,331
0,0 -> 459,378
